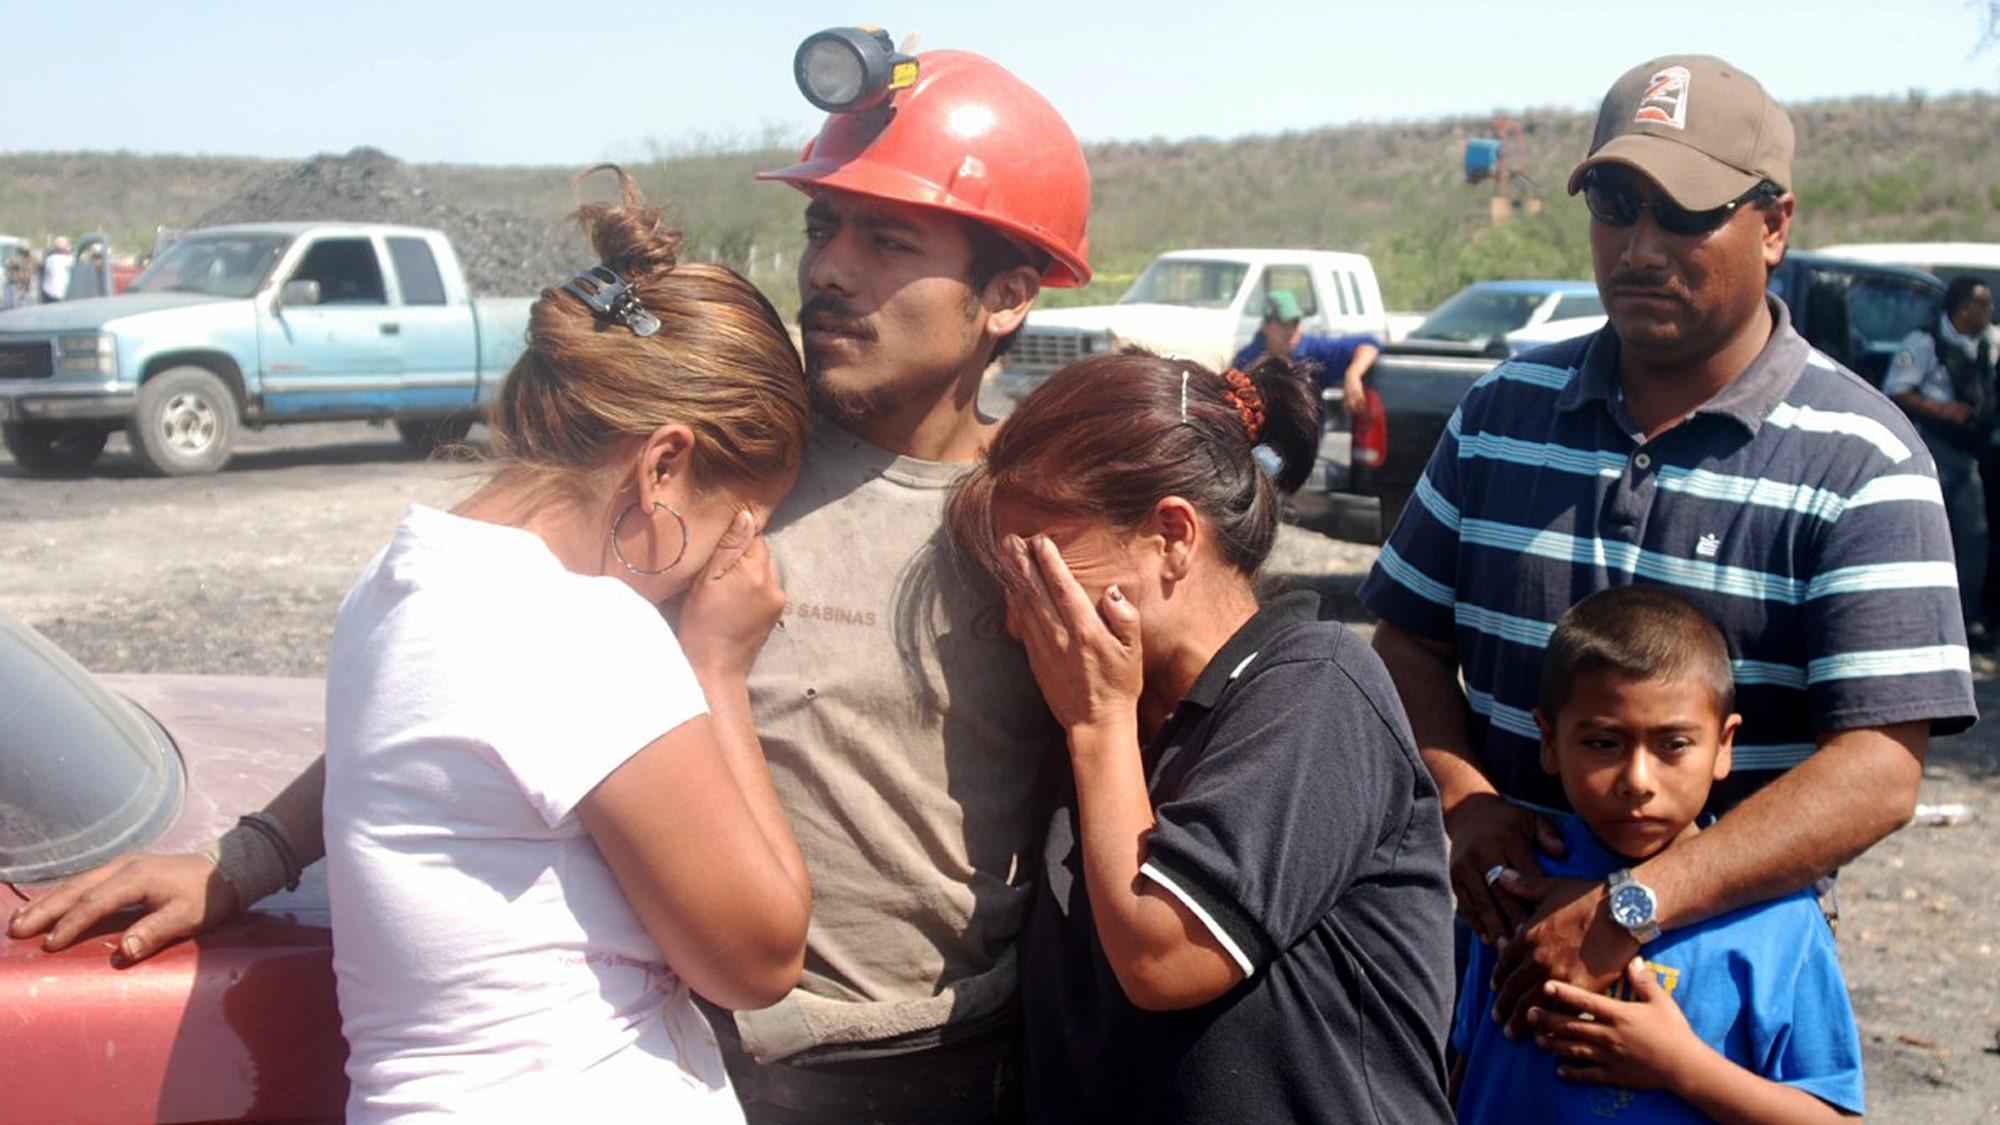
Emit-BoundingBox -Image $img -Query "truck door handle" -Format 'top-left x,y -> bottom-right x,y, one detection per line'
380,323 -> 400,336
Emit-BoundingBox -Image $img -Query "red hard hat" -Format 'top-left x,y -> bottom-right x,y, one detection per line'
759,49 -> 1092,288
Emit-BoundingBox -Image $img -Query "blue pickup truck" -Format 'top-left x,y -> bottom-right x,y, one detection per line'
0,222 -> 534,475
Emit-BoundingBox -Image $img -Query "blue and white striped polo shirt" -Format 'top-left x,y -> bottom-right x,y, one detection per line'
1360,300 -> 1978,815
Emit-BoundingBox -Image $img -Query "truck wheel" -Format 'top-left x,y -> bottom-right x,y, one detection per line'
395,416 -> 473,454
128,366 -> 237,476
2,421 -> 111,474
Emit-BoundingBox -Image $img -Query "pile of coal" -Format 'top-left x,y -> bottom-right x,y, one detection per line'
192,148 -> 574,296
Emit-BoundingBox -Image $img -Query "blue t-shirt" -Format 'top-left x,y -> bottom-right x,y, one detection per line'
1453,816 -> 1865,1122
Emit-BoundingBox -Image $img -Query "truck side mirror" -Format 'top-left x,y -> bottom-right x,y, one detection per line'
280,279 -> 321,307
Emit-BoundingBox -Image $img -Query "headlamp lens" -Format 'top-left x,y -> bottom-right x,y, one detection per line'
798,37 -> 865,110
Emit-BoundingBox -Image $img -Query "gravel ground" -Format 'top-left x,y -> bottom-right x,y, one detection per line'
3,421 -> 1996,1120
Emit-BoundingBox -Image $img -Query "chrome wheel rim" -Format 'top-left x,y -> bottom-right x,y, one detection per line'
160,391 -> 218,454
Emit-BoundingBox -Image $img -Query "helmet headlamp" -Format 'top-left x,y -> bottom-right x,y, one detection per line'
794,26 -> 918,114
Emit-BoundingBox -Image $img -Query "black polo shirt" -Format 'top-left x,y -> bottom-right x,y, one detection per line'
1021,592 -> 1455,1124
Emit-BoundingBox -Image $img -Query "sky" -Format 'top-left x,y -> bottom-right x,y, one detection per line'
10,1 -> 1998,167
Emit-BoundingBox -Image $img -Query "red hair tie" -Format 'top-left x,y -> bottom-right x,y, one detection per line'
1221,367 -> 1265,440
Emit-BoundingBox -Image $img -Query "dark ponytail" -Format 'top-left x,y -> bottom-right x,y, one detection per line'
1241,352 -> 1322,496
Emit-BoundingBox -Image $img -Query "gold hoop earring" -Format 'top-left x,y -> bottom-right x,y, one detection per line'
610,501 -> 688,576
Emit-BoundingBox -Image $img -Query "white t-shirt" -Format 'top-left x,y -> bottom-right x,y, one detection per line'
39,250 -> 73,301
324,505 -> 740,1123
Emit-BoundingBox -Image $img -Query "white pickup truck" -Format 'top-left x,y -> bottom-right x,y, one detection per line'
989,247 -> 1389,408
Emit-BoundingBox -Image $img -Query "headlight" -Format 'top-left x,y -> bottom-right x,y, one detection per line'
794,27 -> 918,114
56,332 -> 116,375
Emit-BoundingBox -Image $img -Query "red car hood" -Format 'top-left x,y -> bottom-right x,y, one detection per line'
2,675 -> 346,1125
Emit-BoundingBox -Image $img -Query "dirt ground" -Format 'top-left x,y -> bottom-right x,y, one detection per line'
3,422 -> 1997,1120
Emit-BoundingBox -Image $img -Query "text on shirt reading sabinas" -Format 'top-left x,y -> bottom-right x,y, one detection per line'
783,601 -> 878,627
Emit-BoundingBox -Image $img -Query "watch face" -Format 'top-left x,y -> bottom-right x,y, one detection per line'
1610,883 -> 1656,927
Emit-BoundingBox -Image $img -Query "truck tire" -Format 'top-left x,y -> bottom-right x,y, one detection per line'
394,415 -> 474,455
2,421 -> 111,474
128,366 -> 237,476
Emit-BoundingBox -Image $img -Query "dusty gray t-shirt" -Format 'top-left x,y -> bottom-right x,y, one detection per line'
732,419 -> 1060,1063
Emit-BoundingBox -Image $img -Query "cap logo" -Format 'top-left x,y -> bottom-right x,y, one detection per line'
1635,66 -> 1691,130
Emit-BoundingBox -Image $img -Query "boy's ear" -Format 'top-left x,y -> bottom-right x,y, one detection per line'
1535,709 -> 1559,776
1713,712 -> 1742,781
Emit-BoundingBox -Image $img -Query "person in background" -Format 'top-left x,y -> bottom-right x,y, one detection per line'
1884,275 -> 1997,649
324,166 -> 812,1121
1360,53 -> 1974,1041
1454,585 -> 1863,1124
13,37 -> 1091,1125
1,244 -> 35,309
946,351 -> 1454,1124
1231,288 -> 1382,427
37,235 -> 73,302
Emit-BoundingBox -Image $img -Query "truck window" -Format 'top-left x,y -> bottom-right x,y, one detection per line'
1550,293 -> 1605,319
1347,272 -> 1367,316
292,238 -> 387,305
1118,260 -> 1248,310
1258,265 -> 1320,318
1839,272 -> 1940,386
127,234 -> 288,299
387,237 -> 447,306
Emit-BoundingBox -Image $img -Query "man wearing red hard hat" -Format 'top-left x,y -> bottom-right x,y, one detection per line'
4,28 -> 1091,1125
715,30 -> 1092,1122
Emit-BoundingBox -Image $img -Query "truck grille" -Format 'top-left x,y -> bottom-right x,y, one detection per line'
1007,330 -> 1089,377
0,342 -> 54,380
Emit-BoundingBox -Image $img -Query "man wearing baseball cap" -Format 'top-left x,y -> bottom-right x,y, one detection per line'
1362,52 -> 1973,1036
1231,289 -> 1383,434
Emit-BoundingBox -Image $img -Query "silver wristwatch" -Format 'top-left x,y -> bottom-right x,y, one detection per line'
1606,868 -> 1661,944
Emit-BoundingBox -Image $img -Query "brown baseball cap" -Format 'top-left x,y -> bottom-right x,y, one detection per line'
1566,55 -> 1793,211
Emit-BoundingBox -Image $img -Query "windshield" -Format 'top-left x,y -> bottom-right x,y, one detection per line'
1409,286 -> 1562,342
0,610 -> 185,882
127,233 -> 290,299
1117,259 -> 1250,310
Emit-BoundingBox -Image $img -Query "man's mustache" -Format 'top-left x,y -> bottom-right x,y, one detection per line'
1606,269 -> 1676,292
798,294 -> 878,342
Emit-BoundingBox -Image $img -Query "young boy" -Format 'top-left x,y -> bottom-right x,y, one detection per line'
1452,585 -> 1865,1123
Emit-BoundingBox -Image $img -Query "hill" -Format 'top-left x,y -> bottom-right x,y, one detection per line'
3,91 -> 1996,313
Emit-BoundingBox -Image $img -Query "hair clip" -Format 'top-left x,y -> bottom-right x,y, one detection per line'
1251,443 -> 1283,478
561,265 -> 661,337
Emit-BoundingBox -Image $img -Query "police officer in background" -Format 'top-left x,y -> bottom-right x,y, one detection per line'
1885,275 -> 1997,647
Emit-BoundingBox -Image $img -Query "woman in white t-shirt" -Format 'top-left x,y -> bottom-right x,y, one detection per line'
320,167 -> 813,1122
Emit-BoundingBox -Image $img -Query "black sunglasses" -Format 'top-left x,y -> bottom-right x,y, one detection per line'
1582,175 -> 1776,236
